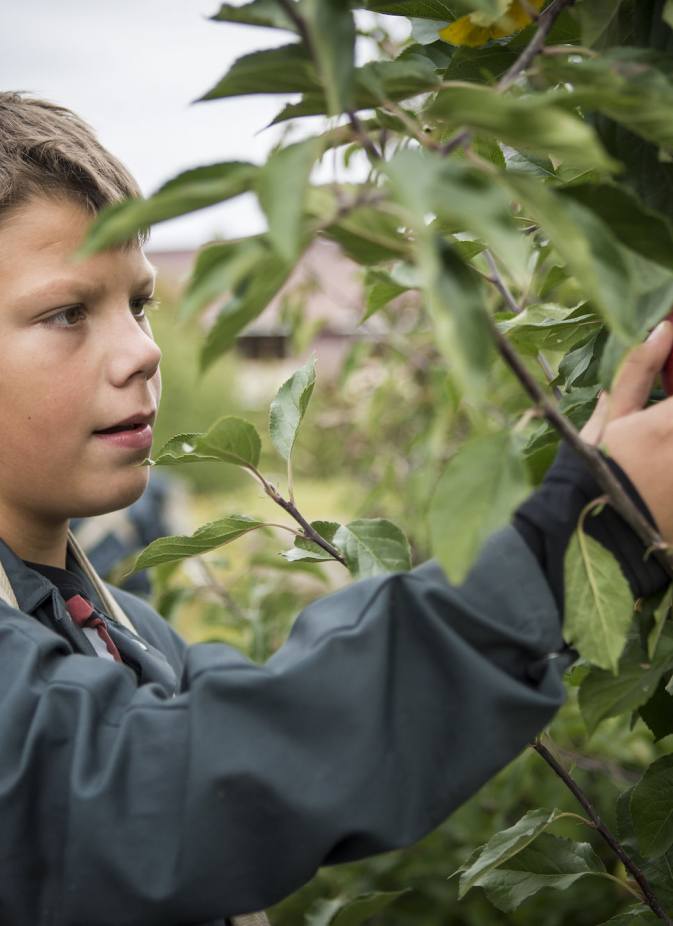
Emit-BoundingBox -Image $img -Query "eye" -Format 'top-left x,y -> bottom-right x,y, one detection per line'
45,306 -> 87,327
131,296 -> 160,319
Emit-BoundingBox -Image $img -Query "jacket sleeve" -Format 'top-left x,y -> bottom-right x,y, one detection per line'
0,524 -> 568,926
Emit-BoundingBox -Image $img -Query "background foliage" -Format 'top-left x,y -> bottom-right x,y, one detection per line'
87,0 -> 673,922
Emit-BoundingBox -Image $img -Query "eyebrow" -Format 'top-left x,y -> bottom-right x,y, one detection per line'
17,273 -> 156,307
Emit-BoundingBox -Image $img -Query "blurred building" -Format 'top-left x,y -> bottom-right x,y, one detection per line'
147,237 -> 367,381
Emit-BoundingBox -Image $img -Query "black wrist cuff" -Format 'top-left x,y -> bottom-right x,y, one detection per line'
513,440 -> 669,619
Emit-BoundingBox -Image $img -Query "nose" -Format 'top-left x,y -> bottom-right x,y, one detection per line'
107,309 -> 162,388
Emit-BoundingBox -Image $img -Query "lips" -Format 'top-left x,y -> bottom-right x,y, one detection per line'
93,412 -> 156,451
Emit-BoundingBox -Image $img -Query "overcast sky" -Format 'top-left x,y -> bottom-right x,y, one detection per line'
1,1 -> 409,251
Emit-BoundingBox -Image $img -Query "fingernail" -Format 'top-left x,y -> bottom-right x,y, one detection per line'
648,319 -> 672,341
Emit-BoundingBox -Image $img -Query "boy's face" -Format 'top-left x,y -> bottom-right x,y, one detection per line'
0,196 -> 162,526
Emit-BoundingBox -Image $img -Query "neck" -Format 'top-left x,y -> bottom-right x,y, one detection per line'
0,505 -> 70,568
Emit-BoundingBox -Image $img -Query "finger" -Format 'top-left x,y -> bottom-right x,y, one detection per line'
606,318 -> 673,420
579,390 -> 610,445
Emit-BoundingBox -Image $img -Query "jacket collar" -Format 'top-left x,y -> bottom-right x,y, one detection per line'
0,535 -> 56,615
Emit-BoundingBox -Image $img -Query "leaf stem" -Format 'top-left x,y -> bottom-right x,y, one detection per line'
263,521 -> 304,536
533,738 -> 673,923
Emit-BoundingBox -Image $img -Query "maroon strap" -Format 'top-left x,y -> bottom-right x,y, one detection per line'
66,594 -> 123,664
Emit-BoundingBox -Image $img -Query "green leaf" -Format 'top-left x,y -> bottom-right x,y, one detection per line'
386,149 -> 528,281
201,43 -> 321,99
665,0 -> 673,30
132,516 -> 265,572
541,49 -> 673,152
302,0 -> 356,115
639,677 -> 673,742
559,183 -> 673,274
304,890 -> 408,926
476,833 -> 607,913
269,353 -> 317,460
79,162 -> 259,256
505,174 -> 638,343
444,45 -> 519,83
617,788 -> 673,911
281,520 -> 341,563
427,85 -> 617,171
148,432 -> 215,466
409,19 -> 451,46
430,431 -> 531,585
321,204 -> 409,264
201,249 -> 295,369
362,268 -> 409,321
210,0 -> 299,31
334,519 -> 412,579
578,0 -> 620,47
425,239 -> 494,398
363,0 -> 453,16
595,914 -> 660,925
578,624 -> 673,732
649,583 -> 673,660
538,264 -> 568,297
179,237 -> 268,321
630,754 -> 673,857
564,530 -> 635,673
504,147 -> 556,179
271,55 -> 441,123
498,303 -> 602,352
193,416 -> 262,469
457,808 -> 559,898
555,330 -> 606,390
257,139 -> 320,261
394,149 -> 528,277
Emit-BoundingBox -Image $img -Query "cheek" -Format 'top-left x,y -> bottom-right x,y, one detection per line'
0,349 -> 93,458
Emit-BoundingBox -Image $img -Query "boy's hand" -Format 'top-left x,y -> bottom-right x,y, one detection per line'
579,319 -> 673,543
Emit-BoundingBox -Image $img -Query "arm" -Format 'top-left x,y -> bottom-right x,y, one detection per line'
1,523 -> 566,926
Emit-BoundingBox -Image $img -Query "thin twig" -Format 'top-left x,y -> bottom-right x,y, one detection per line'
483,251 -> 564,401
533,738 -> 673,924
437,128 -> 472,157
348,110 -> 382,161
487,313 -> 673,581
274,0 -> 313,55
498,0 -> 577,92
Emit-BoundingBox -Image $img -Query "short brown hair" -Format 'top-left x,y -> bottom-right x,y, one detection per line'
0,91 -> 144,235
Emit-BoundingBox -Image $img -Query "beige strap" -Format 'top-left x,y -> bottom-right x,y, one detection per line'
231,914 -> 271,926
66,530 -> 138,634
0,559 -> 18,610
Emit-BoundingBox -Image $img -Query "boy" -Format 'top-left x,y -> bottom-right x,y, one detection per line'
0,91 -> 671,926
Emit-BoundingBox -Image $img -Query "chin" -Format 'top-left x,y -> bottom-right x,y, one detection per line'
72,471 -> 150,519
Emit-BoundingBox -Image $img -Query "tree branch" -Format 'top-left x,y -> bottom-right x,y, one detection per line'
498,0 -> 577,92
533,738 -> 673,924
487,313 -> 673,581
265,484 -> 347,566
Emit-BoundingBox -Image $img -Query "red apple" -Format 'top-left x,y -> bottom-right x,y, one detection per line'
662,311 -> 673,396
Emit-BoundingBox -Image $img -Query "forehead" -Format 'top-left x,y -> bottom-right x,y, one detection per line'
0,197 -> 155,304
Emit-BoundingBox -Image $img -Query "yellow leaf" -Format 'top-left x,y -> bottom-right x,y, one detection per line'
439,19 -> 494,46
439,0 -> 545,47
